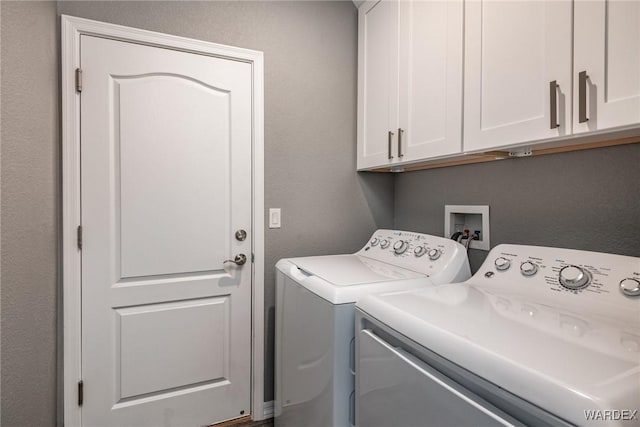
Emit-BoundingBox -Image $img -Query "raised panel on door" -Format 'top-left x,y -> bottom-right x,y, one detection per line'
81,35 -> 252,427
398,0 -> 463,162
118,74 -> 231,278
116,297 -> 230,399
574,0 -> 640,133
464,1 -> 572,152
357,0 -> 399,170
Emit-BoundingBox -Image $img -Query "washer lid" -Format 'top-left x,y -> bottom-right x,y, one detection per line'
289,254 -> 425,286
357,283 -> 640,426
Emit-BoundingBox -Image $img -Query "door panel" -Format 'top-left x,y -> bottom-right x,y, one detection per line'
399,0 -> 463,160
358,0 -> 399,169
116,297 -> 229,399
482,2 -> 544,129
118,74 -> 231,277
81,35 -> 252,426
464,1 -> 572,151
605,3 -> 640,102
574,0 -> 640,133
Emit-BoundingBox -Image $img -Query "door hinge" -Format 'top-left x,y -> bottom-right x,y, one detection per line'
252,253 -> 255,263
77,225 -> 83,250
78,380 -> 84,406
75,68 -> 82,93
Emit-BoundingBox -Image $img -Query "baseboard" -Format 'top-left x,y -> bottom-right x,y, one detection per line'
263,400 -> 274,419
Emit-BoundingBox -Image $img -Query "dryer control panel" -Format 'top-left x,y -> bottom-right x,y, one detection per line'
476,244 -> 640,316
472,244 -> 640,357
358,229 -> 471,284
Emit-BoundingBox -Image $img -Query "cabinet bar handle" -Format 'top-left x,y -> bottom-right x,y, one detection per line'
578,71 -> 589,123
398,128 -> 404,158
549,80 -> 559,129
388,131 -> 394,159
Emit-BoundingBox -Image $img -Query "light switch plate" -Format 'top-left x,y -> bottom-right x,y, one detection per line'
269,208 -> 281,229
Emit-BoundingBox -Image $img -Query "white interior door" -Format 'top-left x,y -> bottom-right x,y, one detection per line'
80,35 -> 252,426
464,1 -> 572,152
573,0 -> 640,133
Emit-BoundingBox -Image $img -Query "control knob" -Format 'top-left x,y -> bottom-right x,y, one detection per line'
393,240 -> 409,255
520,261 -> 538,277
380,239 -> 390,249
619,278 -> 640,297
414,246 -> 427,257
494,257 -> 511,271
428,248 -> 441,261
559,265 -> 591,290
370,237 -> 379,247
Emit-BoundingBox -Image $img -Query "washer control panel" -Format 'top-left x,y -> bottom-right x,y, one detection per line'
358,229 -> 470,278
477,244 -> 640,305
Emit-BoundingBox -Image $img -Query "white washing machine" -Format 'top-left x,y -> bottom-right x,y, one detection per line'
274,229 -> 471,427
356,244 -> 640,427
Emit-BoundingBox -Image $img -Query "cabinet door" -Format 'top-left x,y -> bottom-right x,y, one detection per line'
573,0 -> 640,133
464,1 -> 572,152
357,0 -> 399,170
398,0 -> 463,162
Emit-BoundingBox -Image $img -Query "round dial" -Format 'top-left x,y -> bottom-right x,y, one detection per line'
414,246 -> 427,257
619,278 -> 640,297
559,265 -> 591,290
380,239 -> 390,249
494,257 -> 511,271
428,248 -> 441,261
520,261 -> 538,276
370,237 -> 379,247
393,240 -> 408,254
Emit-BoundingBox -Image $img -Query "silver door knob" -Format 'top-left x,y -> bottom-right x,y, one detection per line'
235,229 -> 247,241
224,254 -> 247,266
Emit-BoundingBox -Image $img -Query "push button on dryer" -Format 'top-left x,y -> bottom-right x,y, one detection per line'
619,278 -> 640,297
520,261 -> 538,276
494,257 -> 511,271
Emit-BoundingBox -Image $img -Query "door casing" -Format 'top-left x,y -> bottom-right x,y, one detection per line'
61,15 -> 265,426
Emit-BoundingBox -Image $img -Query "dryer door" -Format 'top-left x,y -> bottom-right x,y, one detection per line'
357,329 -> 524,427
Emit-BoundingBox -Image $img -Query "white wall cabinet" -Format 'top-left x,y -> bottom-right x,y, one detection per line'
573,0 -> 640,134
463,1 -> 573,152
357,0 -> 464,170
464,0 -> 640,153
358,0 -> 639,171
357,0 -> 399,170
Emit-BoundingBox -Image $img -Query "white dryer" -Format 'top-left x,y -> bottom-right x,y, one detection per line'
274,229 -> 471,427
356,244 -> 640,427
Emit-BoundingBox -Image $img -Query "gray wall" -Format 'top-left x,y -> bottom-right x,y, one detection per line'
3,1 -> 639,426
394,144 -> 640,272
1,1 -> 393,425
1,2 -> 60,426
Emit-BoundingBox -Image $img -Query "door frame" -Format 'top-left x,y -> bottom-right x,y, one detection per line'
61,15 -> 265,426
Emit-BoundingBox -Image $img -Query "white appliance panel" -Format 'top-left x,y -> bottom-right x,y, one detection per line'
290,254 -> 424,287
356,245 -> 640,426
275,229 -> 471,427
358,329 -> 522,427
